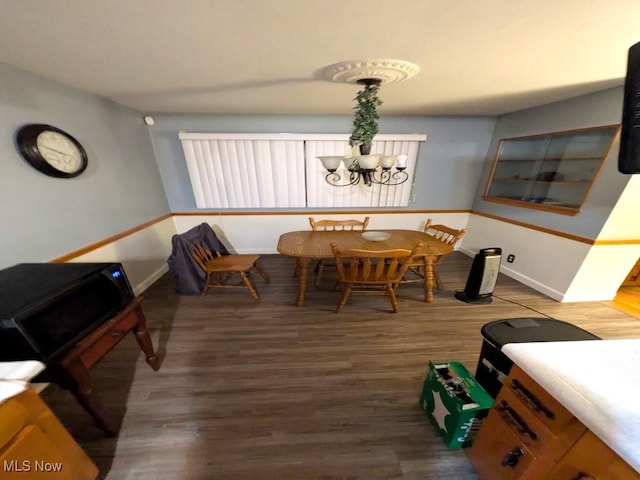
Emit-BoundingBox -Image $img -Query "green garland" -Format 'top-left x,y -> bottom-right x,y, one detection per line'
349,82 -> 382,154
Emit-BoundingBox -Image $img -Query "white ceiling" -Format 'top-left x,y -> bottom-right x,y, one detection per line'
1,0 -> 639,116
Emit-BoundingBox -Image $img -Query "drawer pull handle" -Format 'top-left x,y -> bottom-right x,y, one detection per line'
501,446 -> 524,468
511,378 -> 556,420
110,330 -> 125,337
571,473 -> 595,480
498,401 -> 538,441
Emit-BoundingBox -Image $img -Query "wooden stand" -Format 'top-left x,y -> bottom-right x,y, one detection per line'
46,296 -> 160,436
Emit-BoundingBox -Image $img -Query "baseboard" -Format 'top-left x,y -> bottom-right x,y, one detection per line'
499,265 -> 565,301
560,290 -> 618,303
232,248 -> 280,255
459,247 -> 564,301
133,264 -> 169,296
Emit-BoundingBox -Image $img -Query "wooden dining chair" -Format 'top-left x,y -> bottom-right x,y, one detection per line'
305,216 -> 370,288
191,243 -> 270,299
404,219 -> 467,290
330,241 -> 422,313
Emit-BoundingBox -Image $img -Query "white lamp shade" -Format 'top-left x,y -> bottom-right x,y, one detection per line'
318,156 -> 343,171
357,154 -> 381,169
343,156 -> 357,170
397,154 -> 408,168
379,155 -> 397,168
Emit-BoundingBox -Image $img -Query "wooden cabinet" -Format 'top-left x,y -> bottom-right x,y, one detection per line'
546,430 -> 640,480
467,365 -> 640,480
467,365 -> 586,479
482,125 -> 620,215
0,387 -> 98,479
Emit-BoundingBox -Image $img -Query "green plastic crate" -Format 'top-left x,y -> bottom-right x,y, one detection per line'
420,360 -> 493,448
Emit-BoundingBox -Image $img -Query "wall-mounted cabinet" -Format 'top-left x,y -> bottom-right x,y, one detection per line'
482,125 -> 620,215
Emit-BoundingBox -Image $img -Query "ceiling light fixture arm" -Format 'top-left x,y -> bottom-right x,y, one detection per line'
322,157 -> 409,187
319,59 -> 419,188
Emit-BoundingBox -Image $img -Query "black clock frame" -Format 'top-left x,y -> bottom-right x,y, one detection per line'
16,123 -> 88,178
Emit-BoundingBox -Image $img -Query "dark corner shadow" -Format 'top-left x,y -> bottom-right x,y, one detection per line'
38,272 -> 180,478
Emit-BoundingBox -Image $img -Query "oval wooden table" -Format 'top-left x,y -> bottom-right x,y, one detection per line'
277,229 -> 453,307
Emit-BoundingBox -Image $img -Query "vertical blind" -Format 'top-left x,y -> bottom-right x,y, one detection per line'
179,133 -> 426,209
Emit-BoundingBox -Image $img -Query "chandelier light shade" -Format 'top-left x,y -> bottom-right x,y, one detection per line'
318,154 -> 409,187
319,58 -> 419,187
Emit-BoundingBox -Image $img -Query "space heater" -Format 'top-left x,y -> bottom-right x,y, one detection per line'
455,248 -> 502,304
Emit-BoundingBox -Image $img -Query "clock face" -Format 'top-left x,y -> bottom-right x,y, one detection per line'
16,124 -> 88,178
36,130 -> 84,174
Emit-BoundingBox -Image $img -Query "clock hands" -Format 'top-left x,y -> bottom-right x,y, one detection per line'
41,145 -> 72,156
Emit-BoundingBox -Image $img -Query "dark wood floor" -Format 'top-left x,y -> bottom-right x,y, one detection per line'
39,253 -> 640,480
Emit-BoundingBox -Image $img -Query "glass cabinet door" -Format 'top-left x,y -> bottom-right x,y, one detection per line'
483,125 -> 620,215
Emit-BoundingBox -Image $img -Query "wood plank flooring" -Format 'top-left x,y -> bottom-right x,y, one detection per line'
39,253 -> 640,480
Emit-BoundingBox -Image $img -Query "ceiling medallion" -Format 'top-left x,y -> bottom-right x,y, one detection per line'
322,59 -> 420,85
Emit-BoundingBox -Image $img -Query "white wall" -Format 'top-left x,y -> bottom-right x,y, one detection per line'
57,208 -> 636,303
564,174 -> 640,301
564,243 -> 640,302
172,211 -> 471,254
462,214 -> 592,301
67,217 -> 176,295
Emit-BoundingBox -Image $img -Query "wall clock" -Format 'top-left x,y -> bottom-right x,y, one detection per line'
16,124 -> 88,178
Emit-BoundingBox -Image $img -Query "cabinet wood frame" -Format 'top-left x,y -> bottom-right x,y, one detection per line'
482,124 -> 621,216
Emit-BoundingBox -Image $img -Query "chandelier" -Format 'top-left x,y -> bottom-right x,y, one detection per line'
318,154 -> 408,187
318,59 -> 420,187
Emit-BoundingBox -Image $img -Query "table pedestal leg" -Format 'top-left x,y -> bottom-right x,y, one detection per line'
296,257 -> 311,307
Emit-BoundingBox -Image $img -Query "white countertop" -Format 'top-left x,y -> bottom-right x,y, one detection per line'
502,339 -> 640,474
0,360 -> 45,404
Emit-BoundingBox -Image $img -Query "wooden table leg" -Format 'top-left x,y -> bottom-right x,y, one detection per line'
51,298 -> 160,436
423,256 -> 435,303
296,257 -> 311,307
57,361 -> 118,437
132,305 -> 161,371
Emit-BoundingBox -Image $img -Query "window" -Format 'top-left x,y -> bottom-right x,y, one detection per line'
179,133 -> 426,209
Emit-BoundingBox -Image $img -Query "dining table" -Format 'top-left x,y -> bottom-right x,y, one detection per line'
277,229 -> 454,307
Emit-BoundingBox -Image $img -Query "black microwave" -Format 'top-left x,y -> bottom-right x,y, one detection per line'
0,262 -> 134,362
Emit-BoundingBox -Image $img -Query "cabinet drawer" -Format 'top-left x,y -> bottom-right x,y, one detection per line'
505,366 -> 576,433
494,388 -> 557,455
546,430 -> 640,480
74,312 -> 139,368
497,387 -> 585,455
467,407 -> 538,480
